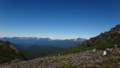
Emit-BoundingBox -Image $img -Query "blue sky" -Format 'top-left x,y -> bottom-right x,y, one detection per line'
0,0 -> 120,39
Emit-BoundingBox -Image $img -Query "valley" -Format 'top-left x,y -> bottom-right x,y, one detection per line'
0,25 -> 120,68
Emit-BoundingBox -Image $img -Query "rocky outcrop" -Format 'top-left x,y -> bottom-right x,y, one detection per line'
82,24 -> 120,46
9,44 -> 19,54
110,24 -> 120,32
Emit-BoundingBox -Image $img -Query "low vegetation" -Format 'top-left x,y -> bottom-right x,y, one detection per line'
1,48 -> 120,68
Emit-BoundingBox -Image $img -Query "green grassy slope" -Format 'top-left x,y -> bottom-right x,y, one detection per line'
53,25 -> 120,55
20,45 -> 67,60
0,41 -> 23,63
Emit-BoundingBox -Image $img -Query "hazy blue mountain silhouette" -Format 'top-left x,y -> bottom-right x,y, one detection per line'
0,37 -> 86,49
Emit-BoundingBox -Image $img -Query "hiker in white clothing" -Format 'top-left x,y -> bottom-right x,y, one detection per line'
103,50 -> 107,56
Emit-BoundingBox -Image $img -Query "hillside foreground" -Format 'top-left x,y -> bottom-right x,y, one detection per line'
0,48 -> 120,68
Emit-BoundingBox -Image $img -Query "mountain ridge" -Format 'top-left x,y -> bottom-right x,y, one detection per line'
0,37 -> 86,48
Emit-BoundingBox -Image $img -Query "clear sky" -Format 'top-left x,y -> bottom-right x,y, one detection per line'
0,0 -> 120,39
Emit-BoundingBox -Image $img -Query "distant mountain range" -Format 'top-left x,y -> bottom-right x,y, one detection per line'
0,37 -> 86,48
0,37 -> 86,60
